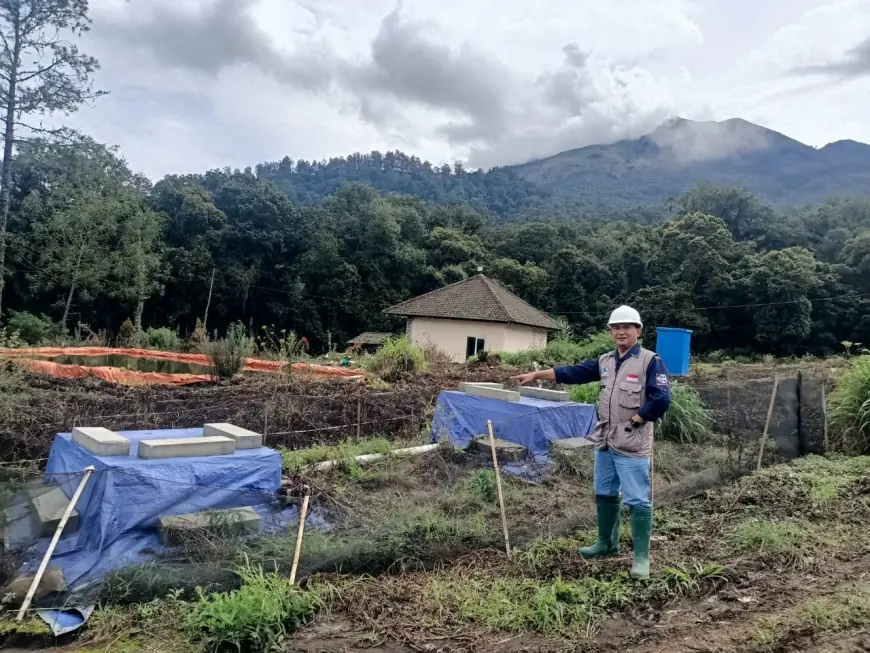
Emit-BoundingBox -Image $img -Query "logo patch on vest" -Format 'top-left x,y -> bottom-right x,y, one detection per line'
656,374 -> 669,386
601,367 -> 608,377
626,373 -> 639,383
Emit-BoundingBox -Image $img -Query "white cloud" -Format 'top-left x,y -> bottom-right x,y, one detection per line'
54,0 -> 870,179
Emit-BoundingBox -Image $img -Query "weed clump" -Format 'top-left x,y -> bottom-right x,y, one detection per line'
657,382 -> 713,443
186,563 -> 324,651
202,321 -> 254,380
829,355 -> 870,454
280,438 -> 392,473
726,518 -> 816,559
368,336 -> 427,381
501,331 -> 613,367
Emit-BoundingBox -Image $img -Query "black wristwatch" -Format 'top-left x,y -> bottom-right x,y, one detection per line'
630,418 -> 643,429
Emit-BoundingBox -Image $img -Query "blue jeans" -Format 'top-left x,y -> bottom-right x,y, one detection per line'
594,448 -> 652,508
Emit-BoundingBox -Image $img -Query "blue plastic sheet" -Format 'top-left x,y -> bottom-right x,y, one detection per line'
430,391 -> 597,460
21,428 -> 283,589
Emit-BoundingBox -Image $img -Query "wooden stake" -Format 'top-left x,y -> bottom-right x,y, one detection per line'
756,376 -> 780,471
356,398 -> 362,440
821,383 -> 829,453
288,492 -> 310,585
263,402 -> 270,447
17,466 -> 95,621
202,267 -> 216,333
487,420 -> 511,557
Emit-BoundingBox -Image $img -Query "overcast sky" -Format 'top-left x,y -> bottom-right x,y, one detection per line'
62,0 -> 870,180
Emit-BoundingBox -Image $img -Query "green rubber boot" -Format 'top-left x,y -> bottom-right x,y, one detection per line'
579,495 -> 622,559
629,506 -> 653,580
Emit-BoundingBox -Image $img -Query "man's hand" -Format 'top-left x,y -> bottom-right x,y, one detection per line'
630,414 -> 646,428
510,371 -> 538,385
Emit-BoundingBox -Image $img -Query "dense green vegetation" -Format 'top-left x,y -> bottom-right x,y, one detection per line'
3,135 -> 869,359
2,2 -> 870,359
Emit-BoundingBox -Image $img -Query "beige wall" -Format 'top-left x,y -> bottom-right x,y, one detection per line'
407,317 -> 548,362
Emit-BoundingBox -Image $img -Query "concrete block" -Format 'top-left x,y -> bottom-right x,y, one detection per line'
518,386 -> 570,402
3,566 -> 66,604
203,423 -> 262,449
550,437 -> 594,453
464,385 -> 520,402
138,436 -> 235,460
158,506 -> 261,545
72,426 -> 130,457
469,435 -> 527,462
28,485 -> 80,537
458,382 -> 504,393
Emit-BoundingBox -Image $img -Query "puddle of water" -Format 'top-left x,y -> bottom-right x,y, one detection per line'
34,354 -> 212,375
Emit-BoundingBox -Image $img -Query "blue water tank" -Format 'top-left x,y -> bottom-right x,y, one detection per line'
655,327 -> 692,376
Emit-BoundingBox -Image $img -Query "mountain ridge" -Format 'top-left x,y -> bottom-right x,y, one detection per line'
507,118 -> 870,208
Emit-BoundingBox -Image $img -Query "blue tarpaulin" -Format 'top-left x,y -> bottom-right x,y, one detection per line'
23,428 -> 284,590
430,391 -> 597,459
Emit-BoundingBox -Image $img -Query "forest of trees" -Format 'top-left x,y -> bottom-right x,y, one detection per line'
1,132 -> 870,357
1,1 -> 868,358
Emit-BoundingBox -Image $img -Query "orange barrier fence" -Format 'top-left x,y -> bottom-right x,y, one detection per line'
1,347 -> 365,386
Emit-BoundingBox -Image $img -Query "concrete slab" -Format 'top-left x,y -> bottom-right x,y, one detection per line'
72,426 -> 130,457
3,492 -> 40,551
28,485 -> 80,537
550,437 -> 595,452
469,435 -> 527,462
3,565 -> 66,604
158,506 -> 261,545
464,385 -> 520,402
202,423 -> 262,449
518,386 -> 570,402
458,382 -> 504,393
138,436 -> 235,460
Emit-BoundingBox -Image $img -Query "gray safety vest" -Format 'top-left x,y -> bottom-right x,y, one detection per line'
592,348 -> 656,458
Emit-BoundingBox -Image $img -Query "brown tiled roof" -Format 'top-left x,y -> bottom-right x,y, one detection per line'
384,275 -> 561,330
347,332 -> 392,346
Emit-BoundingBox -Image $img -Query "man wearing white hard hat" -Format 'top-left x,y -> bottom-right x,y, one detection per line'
511,305 -> 671,579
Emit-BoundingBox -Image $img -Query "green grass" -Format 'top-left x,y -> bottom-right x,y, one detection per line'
501,332 -> 614,367
829,355 -> 870,454
726,519 -> 815,557
280,437 -> 392,473
367,336 -> 427,381
569,382 -> 599,405
185,562 -> 325,651
657,382 -> 713,443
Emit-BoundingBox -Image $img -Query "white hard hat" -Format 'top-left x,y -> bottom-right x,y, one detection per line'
608,305 -> 642,328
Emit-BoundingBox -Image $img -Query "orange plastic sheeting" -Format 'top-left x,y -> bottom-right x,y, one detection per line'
21,359 -> 210,386
0,347 -> 364,377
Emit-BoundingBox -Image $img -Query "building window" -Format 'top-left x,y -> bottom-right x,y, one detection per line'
466,337 -> 485,359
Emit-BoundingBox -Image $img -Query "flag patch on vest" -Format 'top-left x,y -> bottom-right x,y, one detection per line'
626,373 -> 639,383
656,374 -> 669,386
601,367 -> 608,377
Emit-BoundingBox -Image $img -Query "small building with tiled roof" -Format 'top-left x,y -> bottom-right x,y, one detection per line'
346,332 -> 392,352
384,274 -> 560,362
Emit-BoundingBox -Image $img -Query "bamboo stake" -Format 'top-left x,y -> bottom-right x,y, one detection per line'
756,376 -> 780,471
288,492 -> 310,585
487,420 -> 511,557
17,466 -> 95,621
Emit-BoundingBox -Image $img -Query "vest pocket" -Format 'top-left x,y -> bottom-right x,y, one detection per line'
618,382 -> 642,409
612,421 -> 645,454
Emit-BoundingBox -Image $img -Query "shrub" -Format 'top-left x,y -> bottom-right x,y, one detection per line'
141,326 -> 181,351
118,318 -> 136,346
186,562 -> 322,651
3,311 -> 62,345
829,355 -> 870,454
368,336 -> 427,381
657,382 -> 713,444
202,321 -> 255,380
501,331 -> 613,367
